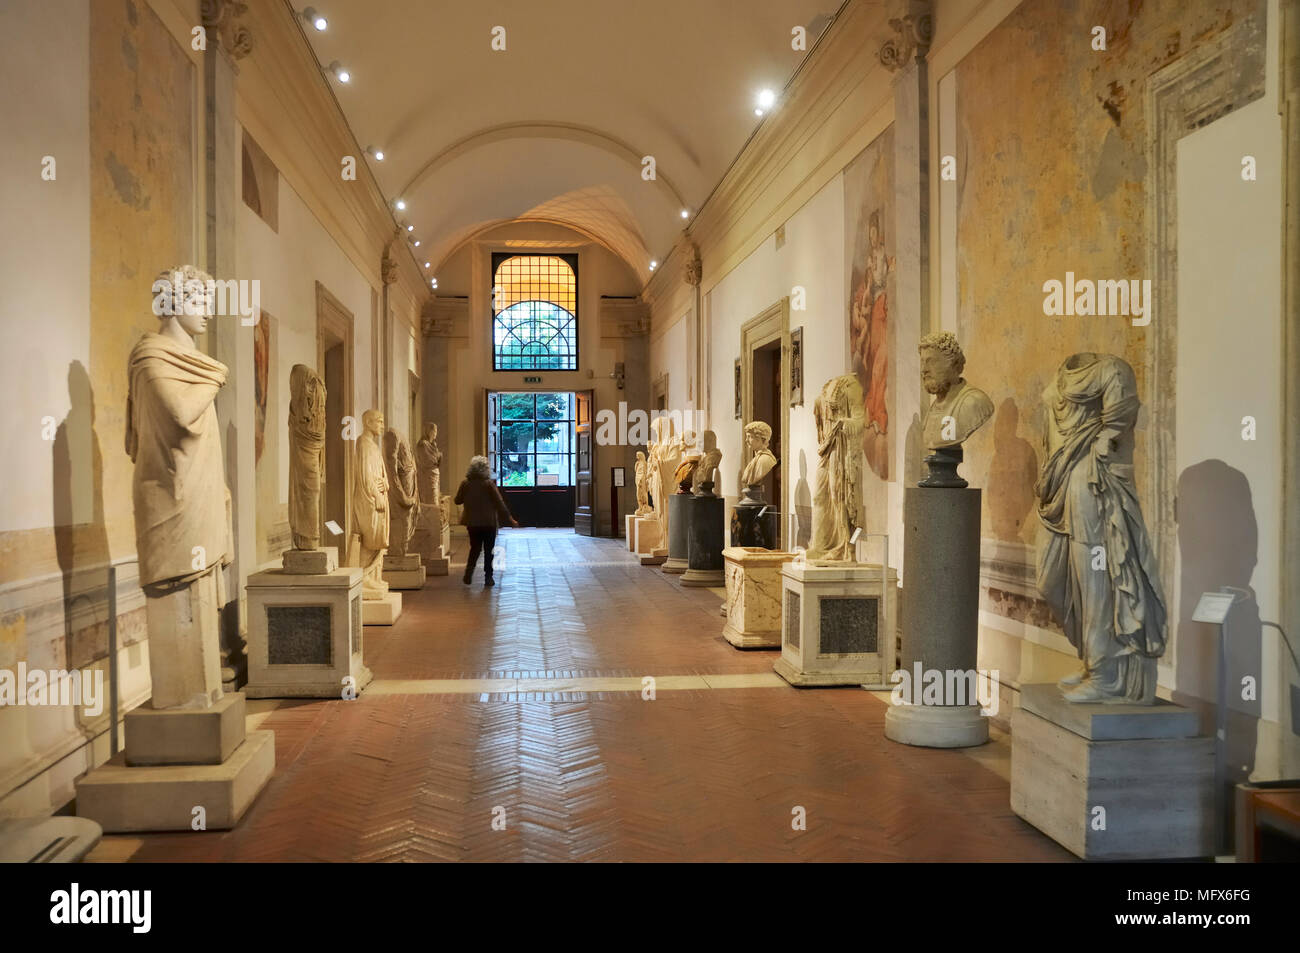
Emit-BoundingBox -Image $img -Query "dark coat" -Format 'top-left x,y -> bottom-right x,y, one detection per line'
454,475 -> 513,529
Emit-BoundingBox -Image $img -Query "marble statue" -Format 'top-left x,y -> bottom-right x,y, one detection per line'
691,430 -> 722,496
384,428 -> 418,558
126,264 -> 231,709
806,375 -> 865,562
634,451 -> 652,516
1035,353 -> 1167,704
287,364 -> 326,549
738,421 -> 777,489
918,332 -> 993,487
415,422 -> 442,505
352,409 -> 390,598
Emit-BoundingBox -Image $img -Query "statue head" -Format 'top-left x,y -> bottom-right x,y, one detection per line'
362,409 -> 385,437
636,450 -> 646,463
423,421 -> 438,441
919,331 -> 965,397
153,264 -> 214,338
682,429 -> 697,449
744,421 -> 772,454
701,430 -> 717,452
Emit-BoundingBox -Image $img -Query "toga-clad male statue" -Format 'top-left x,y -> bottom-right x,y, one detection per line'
287,364 -> 326,550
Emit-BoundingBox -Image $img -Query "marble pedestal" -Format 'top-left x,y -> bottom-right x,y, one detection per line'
661,495 -> 691,573
886,487 -> 988,748
245,566 -> 372,697
625,513 -> 638,550
681,495 -> 726,587
634,517 -> 665,566
730,488 -> 780,549
76,691 -> 274,832
774,562 -> 898,687
363,592 -> 402,625
144,564 -> 224,711
281,546 -> 338,574
1011,684 -> 1214,860
383,552 -> 426,589
720,547 -> 795,647
410,501 -> 451,575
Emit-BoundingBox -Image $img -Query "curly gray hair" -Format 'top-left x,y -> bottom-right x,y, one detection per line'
918,331 -> 965,372
466,455 -> 491,479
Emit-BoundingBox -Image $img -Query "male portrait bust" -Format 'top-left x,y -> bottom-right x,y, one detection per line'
739,421 -> 776,488
919,331 -> 993,452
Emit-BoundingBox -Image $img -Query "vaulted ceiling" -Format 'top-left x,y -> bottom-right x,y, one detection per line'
295,0 -> 839,284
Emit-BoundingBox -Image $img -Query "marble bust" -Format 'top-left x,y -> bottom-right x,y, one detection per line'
918,331 -> 993,488
806,374 -> 865,563
384,428 -> 418,557
126,264 -> 231,709
287,364 -> 326,550
739,421 -> 777,489
352,409 -> 390,598
1036,353 -> 1166,704
691,430 -> 722,496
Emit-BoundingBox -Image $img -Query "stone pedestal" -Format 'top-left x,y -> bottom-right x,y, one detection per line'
363,592 -> 402,625
382,552 -> 426,589
729,486 -> 780,549
410,501 -> 450,575
634,517 -> 665,566
144,565 -> 224,711
281,546 -> 338,574
625,513 -> 638,550
124,692 -> 247,766
245,566 -> 372,697
886,487 -> 988,748
1011,684 -> 1213,860
661,495 -> 691,573
681,495 -> 726,587
774,562 -> 898,687
720,547 -> 795,647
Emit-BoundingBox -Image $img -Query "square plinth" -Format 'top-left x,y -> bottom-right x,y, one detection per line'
124,692 -> 246,766
245,567 -> 371,698
281,547 -> 338,574
363,591 -> 402,626
76,730 -> 274,833
625,513 -> 637,550
721,548 -> 795,649
774,562 -> 898,687
382,553 -> 426,589
1011,685 -> 1213,860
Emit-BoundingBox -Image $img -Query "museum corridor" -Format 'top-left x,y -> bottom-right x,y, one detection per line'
85,530 -> 1069,863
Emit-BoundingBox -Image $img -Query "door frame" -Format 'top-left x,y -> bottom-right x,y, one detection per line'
574,389 -> 595,535
316,281 -> 354,546
739,297 -> 791,549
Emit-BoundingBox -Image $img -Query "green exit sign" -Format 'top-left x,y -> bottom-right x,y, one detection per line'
523,376 -> 542,383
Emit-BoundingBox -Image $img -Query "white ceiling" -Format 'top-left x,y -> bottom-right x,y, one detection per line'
296,0 -> 838,283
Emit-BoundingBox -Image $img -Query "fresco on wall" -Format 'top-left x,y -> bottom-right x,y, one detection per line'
844,125 -> 895,481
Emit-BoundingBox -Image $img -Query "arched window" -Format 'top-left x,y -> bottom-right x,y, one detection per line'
492,253 -> 578,370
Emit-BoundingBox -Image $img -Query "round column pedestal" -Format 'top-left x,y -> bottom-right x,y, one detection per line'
886,485 -> 989,748
661,494 -> 690,574
681,495 -> 725,587
884,703 -> 989,748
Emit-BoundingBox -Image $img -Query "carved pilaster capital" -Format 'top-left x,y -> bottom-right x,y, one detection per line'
200,0 -> 253,61
879,9 -> 933,72
683,243 -> 702,287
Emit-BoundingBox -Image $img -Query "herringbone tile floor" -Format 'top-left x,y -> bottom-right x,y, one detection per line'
114,529 -> 1072,862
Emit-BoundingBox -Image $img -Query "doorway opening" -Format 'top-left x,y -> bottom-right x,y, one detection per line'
751,338 -> 782,512
487,391 -> 577,527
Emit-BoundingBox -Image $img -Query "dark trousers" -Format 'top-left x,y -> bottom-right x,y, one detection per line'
465,526 -> 499,579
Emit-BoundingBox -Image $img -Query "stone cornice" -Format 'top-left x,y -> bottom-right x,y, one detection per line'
598,298 -> 650,338
233,0 -> 427,307
421,296 -> 470,338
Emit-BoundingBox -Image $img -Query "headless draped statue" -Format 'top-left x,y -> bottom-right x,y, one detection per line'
126,264 -> 232,709
287,364 -> 326,549
384,428 -> 418,557
352,409 -> 390,598
1036,353 -> 1167,704
415,422 -> 442,506
807,375 -> 865,562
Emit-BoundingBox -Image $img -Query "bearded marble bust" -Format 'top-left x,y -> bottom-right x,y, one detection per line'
919,331 -> 993,451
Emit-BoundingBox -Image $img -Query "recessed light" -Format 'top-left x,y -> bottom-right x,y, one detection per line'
413,240 -> 421,247
649,260 -> 658,271
680,209 -> 689,219
406,224 -> 414,232
302,7 -> 327,31
366,146 -> 384,161
328,60 -> 349,83
424,261 -> 431,268
757,88 -> 777,109
395,199 -> 406,210
431,278 -> 438,289
754,108 -> 764,117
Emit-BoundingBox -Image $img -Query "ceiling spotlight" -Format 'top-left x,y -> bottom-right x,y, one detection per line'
406,224 -> 414,232
302,7 -> 328,31
328,60 -> 349,83
413,239 -> 421,247
757,88 -> 777,109
424,261 -> 431,268
754,108 -> 764,117
431,278 -> 438,289
680,209 -> 690,219
649,260 -> 658,271
366,146 -> 384,161
394,199 -> 406,210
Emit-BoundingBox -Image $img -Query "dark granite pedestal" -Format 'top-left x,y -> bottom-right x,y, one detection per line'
662,494 -> 691,574
681,495 -> 725,587
730,484 -> 780,549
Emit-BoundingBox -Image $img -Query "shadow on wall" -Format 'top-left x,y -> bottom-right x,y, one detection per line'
794,449 -> 811,549
903,412 -> 922,489
51,361 -> 112,741
1173,459 -> 1260,830
985,398 -> 1037,543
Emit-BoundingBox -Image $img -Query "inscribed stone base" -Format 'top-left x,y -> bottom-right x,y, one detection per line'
144,565 -> 224,711
1010,684 -> 1213,860
720,547 -> 794,648
125,692 -> 246,766
244,567 -> 370,698
363,592 -> 402,626
774,562 -> 898,688
281,547 -> 338,574
75,730 -> 274,833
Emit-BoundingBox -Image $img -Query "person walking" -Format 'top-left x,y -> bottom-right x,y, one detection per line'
454,455 -> 519,587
